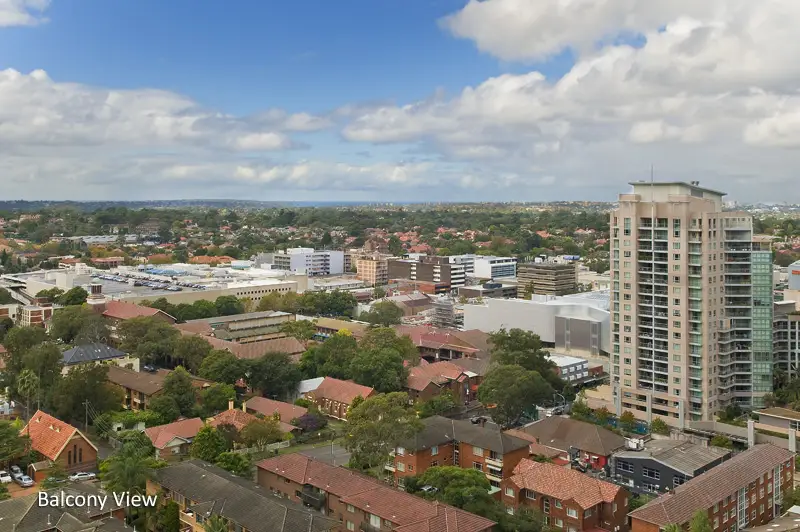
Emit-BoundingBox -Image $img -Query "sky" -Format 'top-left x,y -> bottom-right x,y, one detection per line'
2,0 -> 800,203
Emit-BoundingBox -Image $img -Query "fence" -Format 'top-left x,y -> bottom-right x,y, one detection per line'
231,440 -> 290,455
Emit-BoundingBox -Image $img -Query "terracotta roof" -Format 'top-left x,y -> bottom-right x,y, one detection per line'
245,397 -> 307,423
103,300 -> 175,321
395,326 -> 481,354
177,329 -> 304,360
257,454 -> 495,532
144,418 -> 204,450
518,416 -> 626,457
309,377 -> 374,406
630,444 -> 795,527
503,429 -> 564,458
208,408 -> 259,431
407,361 -> 468,392
508,459 -> 621,510
21,410 -> 97,461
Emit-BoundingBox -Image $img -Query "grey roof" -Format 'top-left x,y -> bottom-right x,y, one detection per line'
402,416 -> 530,454
519,416 -> 627,456
185,310 -> 291,326
153,460 -> 340,532
613,439 -> 731,476
62,343 -> 127,366
0,485 -> 126,532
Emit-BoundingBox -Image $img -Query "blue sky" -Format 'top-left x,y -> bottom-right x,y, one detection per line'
0,1 -> 797,202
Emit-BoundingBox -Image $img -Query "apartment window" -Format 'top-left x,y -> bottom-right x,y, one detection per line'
473,462 -> 483,471
673,254 -> 681,261
397,462 -> 405,472
673,354 -> 681,361
673,321 -> 681,328
624,315 -> 631,322
617,460 -> 634,473
431,446 -> 439,456
584,509 -> 593,518
396,447 -> 405,456
673,287 -> 681,295
673,298 -> 680,305
505,487 -> 515,497
555,518 -> 564,528
673,332 -> 681,340
673,265 -> 680,271
346,522 -> 355,531
673,242 -> 681,249
624,304 -> 631,311
673,366 -> 681,373
473,446 -> 484,456
408,465 -> 414,472
673,309 -> 681,316
431,460 -> 438,467
526,490 -> 536,500
566,508 -> 578,518
554,500 -> 563,509
642,467 -> 660,480
543,499 -> 550,514
673,344 -> 681,352
624,358 -> 631,365
624,283 -> 631,290
347,504 -> 355,513
624,251 -> 631,257
714,518 -> 719,529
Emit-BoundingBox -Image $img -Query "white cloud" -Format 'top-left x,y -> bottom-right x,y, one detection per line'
340,0 -> 800,201
0,0 -> 49,27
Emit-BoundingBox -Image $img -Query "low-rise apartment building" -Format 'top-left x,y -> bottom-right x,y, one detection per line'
257,453 -> 496,532
405,360 -> 481,403
180,310 -> 294,344
387,416 -> 530,491
148,460 -> 340,532
106,366 -> 211,411
501,459 -> 629,532
355,255 -> 390,286
305,377 -> 376,420
629,444 -> 795,532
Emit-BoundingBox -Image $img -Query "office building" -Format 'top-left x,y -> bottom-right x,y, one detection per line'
258,247 -> 344,276
610,182 -> 773,424
388,256 -> 466,293
449,255 -> 517,279
459,281 -> 519,299
517,263 -> 577,297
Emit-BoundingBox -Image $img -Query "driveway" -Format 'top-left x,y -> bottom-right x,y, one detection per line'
8,482 -> 38,498
300,443 -> 351,467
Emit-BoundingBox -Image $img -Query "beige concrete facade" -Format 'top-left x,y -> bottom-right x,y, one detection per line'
610,182 -> 770,424
355,255 -> 389,286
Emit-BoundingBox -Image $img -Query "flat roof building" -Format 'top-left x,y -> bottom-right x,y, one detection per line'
517,262 -> 577,297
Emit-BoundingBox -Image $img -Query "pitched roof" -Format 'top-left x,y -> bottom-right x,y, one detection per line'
21,410 -> 97,461
407,361 -> 468,392
508,459 -> 621,510
402,416 -> 530,455
245,397 -> 307,422
313,317 -> 369,337
309,377 -> 374,405
208,408 -> 259,431
62,343 -> 127,366
106,366 -> 212,395
257,454 -> 495,532
144,418 -> 204,450
153,460 -> 339,532
518,416 -> 626,456
177,329 -> 305,359
630,444 -> 795,527
503,429 -> 564,458
613,439 -> 730,476
102,300 -> 174,321
395,326 -> 481,355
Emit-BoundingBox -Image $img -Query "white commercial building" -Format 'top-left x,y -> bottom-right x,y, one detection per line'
256,248 -> 344,276
462,291 -> 611,356
448,255 -> 516,279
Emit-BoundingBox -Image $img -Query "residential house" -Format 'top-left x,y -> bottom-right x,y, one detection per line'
501,459 -> 629,532
305,377 -> 376,420
147,460 -> 340,532
611,439 -> 731,493
515,417 -> 626,470
311,317 -> 370,340
61,343 -> 138,374
394,326 -> 490,364
144,418 -> 204,461
388,416 -> 530,492
21,410 -> 99,479
0,485 -> 127,532
207,401 -> 264,431
106,366 -> 212,411
630,444 -> 795,532
245,396 -> 307,427
502,429 -> 570,465
405,360 -> 480,404
257,453 -> 496,532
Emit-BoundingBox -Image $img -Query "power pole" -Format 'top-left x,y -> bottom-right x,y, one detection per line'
84,400 -> 89,432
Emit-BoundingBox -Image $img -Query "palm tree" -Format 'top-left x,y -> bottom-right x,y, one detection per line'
17,369 -> 38,421
664,524 -> 682,532
101,446 -> 154,521
204,516 -> 229,532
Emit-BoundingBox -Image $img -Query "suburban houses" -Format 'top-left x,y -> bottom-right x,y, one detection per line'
106,365 -> 212,410
144,417 -> 204,461
21,410 -> 99,480
305,377 -> 376,420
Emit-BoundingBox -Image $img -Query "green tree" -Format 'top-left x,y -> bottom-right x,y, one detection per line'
35,287 -> 64,302
0,316 -> 13,343
629,494 -> 654,511
203,516 -> 229,532
52,364 -> 124,424
100,440 -> 159,521
155,500 -> 180,532
199,350 -> 247,385
200,384 -> 236,416
0,420 -> 29,463
344,392 -> 422,471
2,326 -> 48,383
172,335 -> 212,372
240,418 -> 284,447
360,327 -> 419,366
162,367 -> 197,416
387,235 -> 404,256
710,435 -> 733,449
372,286 -> 386,299
782,486 -> 800,510
650,417 -> 670,436
247,353 -> 301,401
22,343 -> 63,403
299,331 -> 359,379
570,396 -> 592,421
663,524 -> 682,532
349,347 -> 407,393
148,395 -> 181,423
117,316 -> 180,365
0,483 -> 9,501
215,451 -> 252,477
477,365 -> 554,427
360,301 -> 404,326
488,328 -> 563,390
416,466 -> 494,512
619,410 -> 638,432
57,286 -> 89,306
191,426 -> 228,461
689,510 -> 713,532
418,391 -> 456,418
16,369 -> 39,418
214,295 -> 244,316
279,319 -> 316,345
49,305 -> 109,345
595,406 -> 612,425
0,288 -> 15,304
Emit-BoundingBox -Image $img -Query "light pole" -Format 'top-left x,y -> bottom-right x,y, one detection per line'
553,393 -> 566,410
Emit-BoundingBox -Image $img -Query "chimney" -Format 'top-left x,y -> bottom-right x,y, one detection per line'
242,402 -> 246,412
228,400 -> 234,411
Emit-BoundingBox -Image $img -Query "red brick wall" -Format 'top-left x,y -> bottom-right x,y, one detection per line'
393,443 -> 456,484
55,434 -> 98,473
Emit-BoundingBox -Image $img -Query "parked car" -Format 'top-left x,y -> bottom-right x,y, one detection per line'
0,471 -> 12,484
17,475 -> 34,487
69,472 -> 97,482
10,465 -> 23,480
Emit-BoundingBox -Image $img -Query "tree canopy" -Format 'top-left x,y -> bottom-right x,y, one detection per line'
478,364 -> 554,427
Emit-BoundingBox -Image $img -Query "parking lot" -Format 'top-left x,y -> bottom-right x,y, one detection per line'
300,443 -> 351,466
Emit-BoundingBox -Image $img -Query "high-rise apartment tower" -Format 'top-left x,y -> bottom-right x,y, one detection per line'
611,182 -> 772,424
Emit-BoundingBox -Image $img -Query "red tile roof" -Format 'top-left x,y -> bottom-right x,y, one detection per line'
630,444 -> 795,527
144,418 -> 204,450
508,459 -> 621,510
407,361 -> 467,392
21,410 -> 97,461
309,377 -> 374,406
245,397 -> 307,423
395,326 -> 481,354
103,300 -> 174,321
257,454 -> 495,532
208,408 -> 259,431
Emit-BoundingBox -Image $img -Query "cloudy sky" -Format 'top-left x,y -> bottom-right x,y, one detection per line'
1,0 -> 800,202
